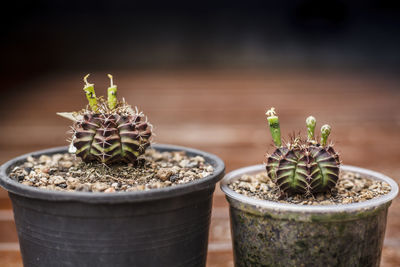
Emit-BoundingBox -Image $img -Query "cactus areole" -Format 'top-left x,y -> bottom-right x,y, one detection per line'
58,74 -> 152,165
265,108 -> 340,195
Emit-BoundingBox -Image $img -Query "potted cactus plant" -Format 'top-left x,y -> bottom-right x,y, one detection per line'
221,108 -> 398,267
0,74 -> 225,267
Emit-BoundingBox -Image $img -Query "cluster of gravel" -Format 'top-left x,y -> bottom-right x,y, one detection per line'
10,149 -> 214,193
229,171 -> 391,205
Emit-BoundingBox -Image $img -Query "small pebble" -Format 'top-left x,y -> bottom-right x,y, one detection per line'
92,182 -> 109,192
76,184 -> 91,192
178,160 -> 189,168
193,156 -> 205,163
25,162 -> 33,168
169,174 -> 179,182
67,177 -> 80,185
39,155 -> 51,164
59,161 -> 73,169
173,152 -> 184,162
104,188 -> 115,193
53,176 -> 65,185
156,168 -> 173,181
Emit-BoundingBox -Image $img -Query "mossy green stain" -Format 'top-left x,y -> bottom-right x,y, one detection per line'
228,197 -> 391,266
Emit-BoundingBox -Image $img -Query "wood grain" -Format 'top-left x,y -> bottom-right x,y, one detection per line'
1,70 -> 399,266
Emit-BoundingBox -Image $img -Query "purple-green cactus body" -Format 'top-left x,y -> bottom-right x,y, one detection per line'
73,113 -> 151,165
267,143 -> 339,195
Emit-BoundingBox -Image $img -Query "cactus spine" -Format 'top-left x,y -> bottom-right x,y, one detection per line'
59,74 -> 152,165
265,108 -> 340,195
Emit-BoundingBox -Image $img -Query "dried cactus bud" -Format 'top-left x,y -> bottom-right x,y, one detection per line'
83,74 -> 98,112
320,124 -> 331,146
107,74 -> 118,110
306,116 -> 316,141
265,115 -> 340,195
266,107 -> 282,147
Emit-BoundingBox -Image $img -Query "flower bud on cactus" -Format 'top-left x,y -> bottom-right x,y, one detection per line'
265,108 -> 340,195
306,116 -> 316,142
58,74 -> 152,165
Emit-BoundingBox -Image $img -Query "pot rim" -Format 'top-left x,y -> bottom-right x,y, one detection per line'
0,144 -> 225,204
220,164 -> 398,213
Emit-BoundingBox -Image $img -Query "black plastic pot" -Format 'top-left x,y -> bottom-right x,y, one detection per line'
0,144 -> 225,267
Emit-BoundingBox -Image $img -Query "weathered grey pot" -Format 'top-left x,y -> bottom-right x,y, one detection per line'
221,164 -> 398,267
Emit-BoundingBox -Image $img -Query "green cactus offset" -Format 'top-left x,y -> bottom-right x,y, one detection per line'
265,108 -> 340,195
58,74 -> 152,165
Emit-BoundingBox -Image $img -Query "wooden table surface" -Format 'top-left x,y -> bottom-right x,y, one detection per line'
0,70 -> 399,266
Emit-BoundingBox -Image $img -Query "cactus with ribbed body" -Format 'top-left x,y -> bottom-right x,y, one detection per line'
58,74 -> 152,165
265,108 -> 340,195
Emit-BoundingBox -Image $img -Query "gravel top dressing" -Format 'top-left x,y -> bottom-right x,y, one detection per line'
229,171 -> 391,205
10,149 -> 214,192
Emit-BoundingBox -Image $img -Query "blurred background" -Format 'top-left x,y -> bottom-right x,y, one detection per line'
3,1 -> 400,77
1,1 -> 400,266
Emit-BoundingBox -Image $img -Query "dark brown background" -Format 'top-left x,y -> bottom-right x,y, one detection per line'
1,1 -> 400,266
